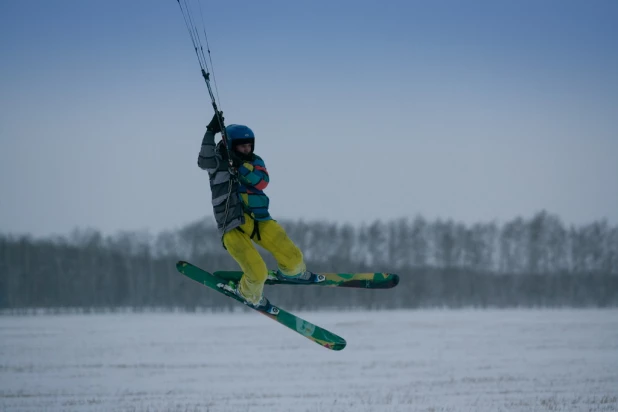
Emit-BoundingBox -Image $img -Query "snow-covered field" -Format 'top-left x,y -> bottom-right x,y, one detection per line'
1,309 -> 617,412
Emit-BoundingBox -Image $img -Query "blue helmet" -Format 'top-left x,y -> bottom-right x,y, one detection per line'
225,124 -> 255,153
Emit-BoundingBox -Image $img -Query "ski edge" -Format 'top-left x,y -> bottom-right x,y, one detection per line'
212,270 -> 400,289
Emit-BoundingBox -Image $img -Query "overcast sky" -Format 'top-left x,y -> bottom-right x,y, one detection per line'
1,0 -> 617,237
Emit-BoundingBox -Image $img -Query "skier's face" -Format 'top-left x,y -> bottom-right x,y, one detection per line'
234,143 -> 252,155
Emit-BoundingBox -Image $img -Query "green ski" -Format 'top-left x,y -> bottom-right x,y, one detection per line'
176,261 -> 347,351
213,270 -> 399,289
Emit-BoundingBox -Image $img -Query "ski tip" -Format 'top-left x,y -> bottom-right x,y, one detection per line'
329,339 -> 347,351
176,260 -> 189,269
391,273 -> 400,287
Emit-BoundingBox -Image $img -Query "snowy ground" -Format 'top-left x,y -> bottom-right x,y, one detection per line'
1,309 -> 617,412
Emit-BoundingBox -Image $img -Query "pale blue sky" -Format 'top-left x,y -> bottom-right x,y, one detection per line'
1,0 -> 617,237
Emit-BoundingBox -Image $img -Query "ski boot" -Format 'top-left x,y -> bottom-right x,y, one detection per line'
275,269 -> 326,284
222,281 -> 279,315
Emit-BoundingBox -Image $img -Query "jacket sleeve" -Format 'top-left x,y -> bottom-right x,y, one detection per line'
197,130 -> 219,173
238,157 -> 269,190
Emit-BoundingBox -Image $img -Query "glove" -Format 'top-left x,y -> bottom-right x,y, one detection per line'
206,111 -> 224,134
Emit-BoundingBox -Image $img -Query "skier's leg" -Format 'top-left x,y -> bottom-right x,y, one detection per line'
222,219 -> 268,304
255,220 -> 307,277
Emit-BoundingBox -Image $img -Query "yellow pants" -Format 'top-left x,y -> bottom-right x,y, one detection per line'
222,215 -> 305,304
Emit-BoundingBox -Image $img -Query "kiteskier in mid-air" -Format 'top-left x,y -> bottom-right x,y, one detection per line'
176,261 -> 399,350
197,112 -> 322,311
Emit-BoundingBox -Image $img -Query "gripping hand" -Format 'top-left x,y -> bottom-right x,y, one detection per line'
206,111 -> 224,134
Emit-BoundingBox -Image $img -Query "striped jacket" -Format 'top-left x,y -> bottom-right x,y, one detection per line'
197,130 -> 244,234
197,131 -> 272,234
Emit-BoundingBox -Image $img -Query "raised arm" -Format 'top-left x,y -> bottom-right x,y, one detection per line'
197,112 -> 224,173
197,129 -> 218,172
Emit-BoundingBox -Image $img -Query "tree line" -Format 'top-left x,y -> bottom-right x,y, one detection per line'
1,211 -> 616,312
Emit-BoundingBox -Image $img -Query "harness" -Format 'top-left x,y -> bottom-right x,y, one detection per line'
234,217 -> 261,241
